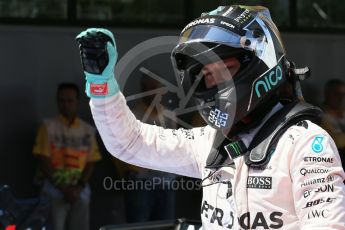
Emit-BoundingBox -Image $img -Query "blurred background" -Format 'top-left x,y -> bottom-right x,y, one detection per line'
0,0 -> 344,229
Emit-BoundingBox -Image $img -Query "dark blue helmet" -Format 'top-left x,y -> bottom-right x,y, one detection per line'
171,5 -> 288,132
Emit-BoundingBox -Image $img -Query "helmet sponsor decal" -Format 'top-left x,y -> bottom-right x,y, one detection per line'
247,56 -> 285,112
234,9 -> 251,24
254,64 -> 283,98
181,17 -> 216,34
208,108 -> 229,128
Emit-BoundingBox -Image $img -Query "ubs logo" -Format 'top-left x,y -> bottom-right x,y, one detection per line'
254,64 -> 283,98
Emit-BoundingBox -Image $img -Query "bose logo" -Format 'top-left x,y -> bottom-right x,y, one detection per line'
255,65 -> 283,98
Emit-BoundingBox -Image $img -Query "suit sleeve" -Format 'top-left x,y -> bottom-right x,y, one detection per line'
290,125 -> 345,229
89,93 -> 214,178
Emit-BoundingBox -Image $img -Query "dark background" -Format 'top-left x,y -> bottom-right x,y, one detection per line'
0,0 -> 344,229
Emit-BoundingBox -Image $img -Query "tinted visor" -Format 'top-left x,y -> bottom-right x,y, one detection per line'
178,25 -> 242,48
173,25 -> 245,71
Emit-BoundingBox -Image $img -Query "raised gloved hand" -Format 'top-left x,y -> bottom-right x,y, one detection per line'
76,28 -> 119,98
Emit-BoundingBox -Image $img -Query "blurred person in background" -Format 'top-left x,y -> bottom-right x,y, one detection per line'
32,83 -> 101,230
321,79 -> 345,168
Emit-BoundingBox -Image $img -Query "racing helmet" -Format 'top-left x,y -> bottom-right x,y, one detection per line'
171,5 -> 288,132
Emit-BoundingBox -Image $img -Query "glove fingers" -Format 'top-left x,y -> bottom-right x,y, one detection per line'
79,45 -> 108,74
77,38 -> 111,75
77,30 -> 117,75
76,31 -> 114,48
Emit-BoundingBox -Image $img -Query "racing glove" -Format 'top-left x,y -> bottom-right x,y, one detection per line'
76,28 -> 119,98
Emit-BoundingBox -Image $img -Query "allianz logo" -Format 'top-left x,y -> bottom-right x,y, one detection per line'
255,64 -> 283,98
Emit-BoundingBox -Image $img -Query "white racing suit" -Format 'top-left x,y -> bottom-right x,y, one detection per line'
90,93 -> 345,229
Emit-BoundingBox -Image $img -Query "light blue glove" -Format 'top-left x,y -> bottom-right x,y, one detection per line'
76,28 -> 119,98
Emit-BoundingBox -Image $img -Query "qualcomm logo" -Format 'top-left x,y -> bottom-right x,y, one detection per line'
255,64 -> 283,98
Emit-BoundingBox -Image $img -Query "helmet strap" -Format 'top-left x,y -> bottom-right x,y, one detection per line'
286,60 -> 311,101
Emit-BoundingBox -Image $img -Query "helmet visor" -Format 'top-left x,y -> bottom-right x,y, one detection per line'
178,25 -> 242,49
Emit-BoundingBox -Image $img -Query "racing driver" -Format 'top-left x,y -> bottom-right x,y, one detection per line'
76,5 -> 345,229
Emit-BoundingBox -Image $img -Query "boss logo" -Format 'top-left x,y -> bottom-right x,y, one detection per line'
247,176 -> 272,189
254,65 -> 283,98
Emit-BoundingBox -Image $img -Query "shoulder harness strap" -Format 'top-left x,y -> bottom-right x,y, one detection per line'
205,132 -> 236,169
205,101 -> 322,169
245,100 -> 322,168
